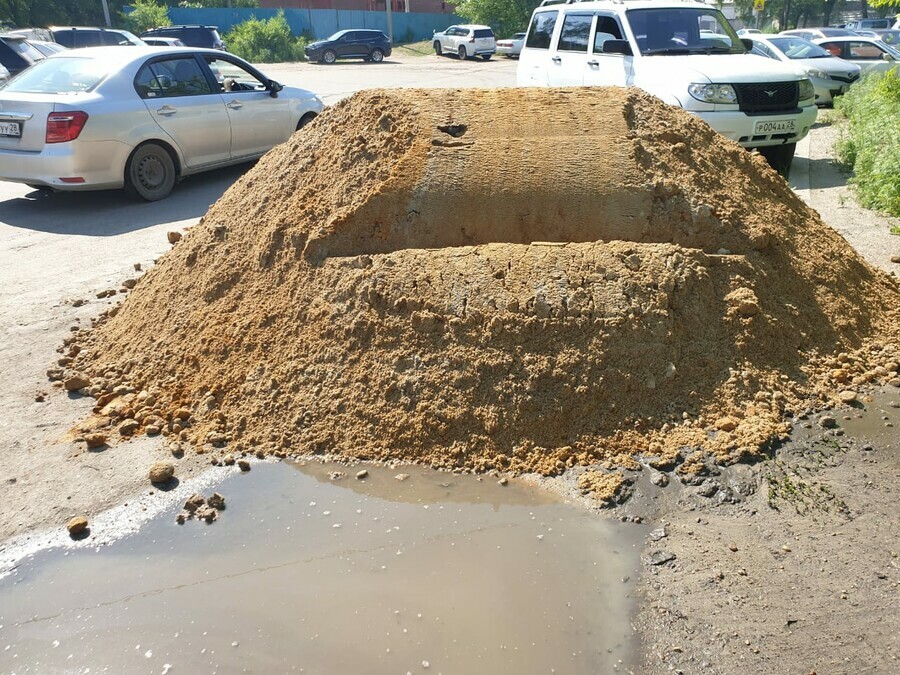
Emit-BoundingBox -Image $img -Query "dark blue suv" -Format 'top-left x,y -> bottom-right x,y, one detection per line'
305,29 -> 391,64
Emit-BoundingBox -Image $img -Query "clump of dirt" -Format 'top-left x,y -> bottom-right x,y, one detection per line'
59,88 -> 900,476
578,470 -> 629,505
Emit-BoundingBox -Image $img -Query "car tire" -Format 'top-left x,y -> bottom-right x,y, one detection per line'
458,46 -> 467,60
758,143 -> 796,178
434,41 -> 442,56
481,54 -> 492,61
296,112 -> 317,131
322,49 -> 337,64
125,143 -> 176,202
370,48 -> 384,63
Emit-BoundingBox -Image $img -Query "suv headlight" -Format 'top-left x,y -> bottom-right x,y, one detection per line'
805,68 -> 827,80
798,78 -> 815,101
688,83 -> 738,104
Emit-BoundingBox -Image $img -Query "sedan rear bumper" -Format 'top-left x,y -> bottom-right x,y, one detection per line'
0,140 -> 132,190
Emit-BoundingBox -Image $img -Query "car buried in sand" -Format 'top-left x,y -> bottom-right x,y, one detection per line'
0,47 -> 323,200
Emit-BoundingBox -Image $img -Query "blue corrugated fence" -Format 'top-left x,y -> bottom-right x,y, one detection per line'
167,8 -> 462,42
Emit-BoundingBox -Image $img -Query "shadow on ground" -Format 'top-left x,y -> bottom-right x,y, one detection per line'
0,164 -> 249,236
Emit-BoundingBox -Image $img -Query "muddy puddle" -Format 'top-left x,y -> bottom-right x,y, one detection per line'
0,462 -> 644,674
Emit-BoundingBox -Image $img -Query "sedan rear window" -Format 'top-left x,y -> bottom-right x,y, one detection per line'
0,57 -> 111,94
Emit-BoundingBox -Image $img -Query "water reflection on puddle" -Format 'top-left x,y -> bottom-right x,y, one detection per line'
0,462 -> 643,674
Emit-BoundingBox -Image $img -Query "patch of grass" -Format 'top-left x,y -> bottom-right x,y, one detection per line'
834,70 -> 900,217
764,458 -> 850,517
394,40 -> 435,58
891,225 -> 900,236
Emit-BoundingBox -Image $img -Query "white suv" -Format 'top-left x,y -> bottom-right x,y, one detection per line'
517,0 -> 818,175
433,24 -> 497,60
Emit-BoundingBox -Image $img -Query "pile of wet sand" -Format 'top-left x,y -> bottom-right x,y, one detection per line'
58,88 -> 900,476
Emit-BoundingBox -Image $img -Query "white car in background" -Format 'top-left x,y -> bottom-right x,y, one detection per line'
433,24 -> 496,60
496,32 -> 526,57
746,35 -> 861,105
813,36 -> 900,75
0,47 -> 323,200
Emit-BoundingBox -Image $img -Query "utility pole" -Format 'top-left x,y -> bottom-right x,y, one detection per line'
386,0 -> 393,41
101,0 -> 111,27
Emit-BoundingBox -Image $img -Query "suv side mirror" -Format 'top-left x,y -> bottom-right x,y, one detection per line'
602,39 -> 632,56
268,80 -> 283,98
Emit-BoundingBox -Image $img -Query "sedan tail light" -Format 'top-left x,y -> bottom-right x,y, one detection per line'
46,111 -> 89,144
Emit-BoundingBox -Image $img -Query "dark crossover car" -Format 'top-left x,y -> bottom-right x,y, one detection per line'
305,29 -> 391,64
140,25 -> 225,51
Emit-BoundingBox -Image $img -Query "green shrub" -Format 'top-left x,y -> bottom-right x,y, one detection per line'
834,70 -> 900,217
224,12 -> 308,63
126,0 -> 171,35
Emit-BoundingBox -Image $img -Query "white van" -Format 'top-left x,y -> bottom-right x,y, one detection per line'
517,0 -> 818,175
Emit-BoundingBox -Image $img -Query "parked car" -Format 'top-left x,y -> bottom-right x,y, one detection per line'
140,26 -> 225,51
0,47 -> 323,200
872,29 -> 900,46
433,25 -> 496,60
5,27 -> 53,42
142,37 -> 186,48
779,27 -> 856,41
518,0 -> 817,176
736,28 -> 762,36
746,35 -> 860,105
844,18 -> 893,31
813,36 -> 900,75
496,32 -> 526,57
49,26 -> 145,48
304,29 -> 392,64
0,34 -> 46,76
0,63 -> 9,86
27,40 -> 68,58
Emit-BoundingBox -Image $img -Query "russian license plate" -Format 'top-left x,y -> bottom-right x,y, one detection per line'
754,119 -> 796,134
0,121 -> 21,137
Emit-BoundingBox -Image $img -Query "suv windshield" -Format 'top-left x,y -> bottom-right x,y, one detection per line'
627,7 -> 745,56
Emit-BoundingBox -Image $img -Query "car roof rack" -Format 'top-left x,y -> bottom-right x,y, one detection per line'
539,0 -> 625,5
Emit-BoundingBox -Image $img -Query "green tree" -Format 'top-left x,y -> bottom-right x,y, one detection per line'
225,11 -> 306,63
454,0 -> 540,38
867,0 -> 899,11
126,0 -> 170,34
0,0 -> 106,27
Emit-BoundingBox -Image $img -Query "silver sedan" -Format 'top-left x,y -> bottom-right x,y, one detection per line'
0,47 -> 323,200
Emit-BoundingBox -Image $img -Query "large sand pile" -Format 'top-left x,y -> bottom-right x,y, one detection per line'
60,88 -> 900,475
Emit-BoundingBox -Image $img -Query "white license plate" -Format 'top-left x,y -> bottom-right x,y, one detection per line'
0,121 -> 21,137
754,119 -> 796,134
